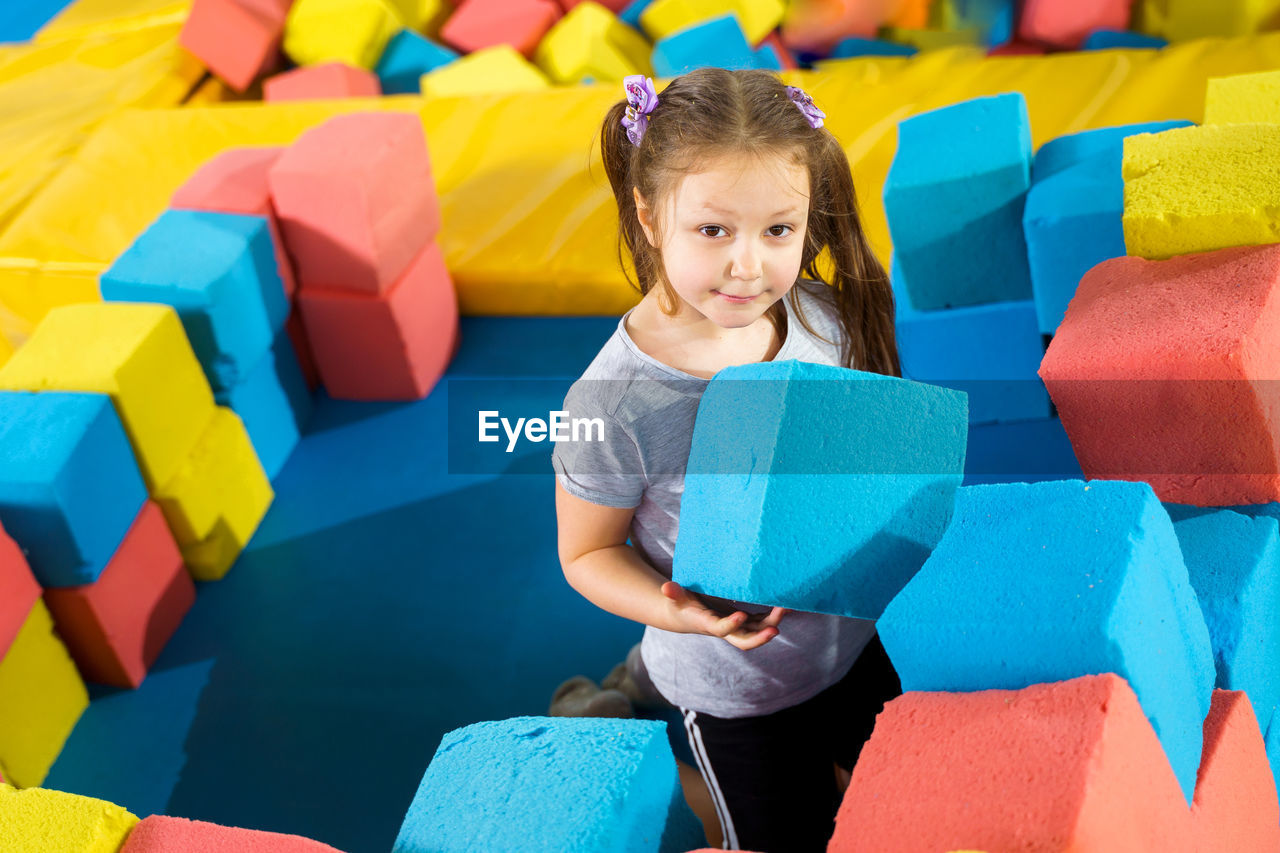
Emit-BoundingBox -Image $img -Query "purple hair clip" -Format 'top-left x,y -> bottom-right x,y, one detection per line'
786,85 -> 826,129
621,75 -> 658,146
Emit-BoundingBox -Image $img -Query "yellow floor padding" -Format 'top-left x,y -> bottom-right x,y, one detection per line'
34,0 -> 190,44
0,602 -> 89,789
5,35 -> 1280,343
0,782 -> 137,852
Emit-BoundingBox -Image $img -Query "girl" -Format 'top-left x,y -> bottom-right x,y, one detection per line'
551,67 -> 902,852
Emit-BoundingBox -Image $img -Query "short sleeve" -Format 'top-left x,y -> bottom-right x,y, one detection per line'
550,386 -> 645,508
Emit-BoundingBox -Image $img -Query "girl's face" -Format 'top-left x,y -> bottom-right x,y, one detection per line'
635,151 -> 810,330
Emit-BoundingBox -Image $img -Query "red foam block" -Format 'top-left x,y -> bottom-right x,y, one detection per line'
268,112 -> 441,294
0,521 -> 41,660
42,502 -> 194,689
171,146 -> 298,299
989,40 -> 1048,55
178,0 -> 291,91
121,814 -> 343,852
298,240 -> 458,400
831,674 -> 1194,852
440,0 -> 562,59
286,310 -> 320,390
1018,0 -> 1134,49
780,0 -> 892,54
1039,243 -> 1280,506
263,62 -> 383,102
1191,690 -> 1280,851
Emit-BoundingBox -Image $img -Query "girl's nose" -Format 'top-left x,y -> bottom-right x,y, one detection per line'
730,240 -> 762,280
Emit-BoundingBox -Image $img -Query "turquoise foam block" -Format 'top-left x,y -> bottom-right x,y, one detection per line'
884,93 -> 1033,310
651,14 -> 764,76
375,29 -> 458,95
1166,508 -> 1280,734
1023,120 -> 1193,334
673,359 -> 968,619
1084,29 -> 1168,50
962,416 -> 1082,485
0,391 -> 147,588
619,0 -> 655,29
100,209 -> 289,391
878,479 -> 1215,804
896,297 -> 1050,424
214,333 -> 314,480
950,0 -> 1014,46
831,37 -> 917,58
391,716 -> 703,853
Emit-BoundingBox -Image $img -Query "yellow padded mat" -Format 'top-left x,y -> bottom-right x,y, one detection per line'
4,35 -> 1280,344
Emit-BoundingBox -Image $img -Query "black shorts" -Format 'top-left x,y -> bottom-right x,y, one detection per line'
677,634 -> 901,853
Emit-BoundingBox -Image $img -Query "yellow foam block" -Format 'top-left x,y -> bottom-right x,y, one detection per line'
1122,122 -> 1280,259
881,26 -> 981,48
156,407 -> 273,582
421,45 -> 551,97
1204,69 -> 1280,124
0,302 -> 215,490
392,0 -> 450,35
639,0 -> 785,44
1131,0 -> 1169,37
535,1 -> 653,84
34,0 -> 188,43
0,602 -> 89,789
1165,0 -> 1280,42
0,783 -> 136,851
0,333 -> 11,370
283,0 -> 403,70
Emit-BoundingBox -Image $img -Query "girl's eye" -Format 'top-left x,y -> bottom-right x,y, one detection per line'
699,225 -> 726,238
768,225 -> 793,237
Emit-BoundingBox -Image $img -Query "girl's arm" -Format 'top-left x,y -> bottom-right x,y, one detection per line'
555,480 -> 785,650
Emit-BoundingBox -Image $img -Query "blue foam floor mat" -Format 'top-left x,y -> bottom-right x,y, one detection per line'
43,314 -> 1081,852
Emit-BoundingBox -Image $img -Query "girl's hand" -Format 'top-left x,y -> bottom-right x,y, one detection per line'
660,581 -> 787,651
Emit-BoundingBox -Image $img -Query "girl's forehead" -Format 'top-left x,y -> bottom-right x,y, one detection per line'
669,155 -> 810,209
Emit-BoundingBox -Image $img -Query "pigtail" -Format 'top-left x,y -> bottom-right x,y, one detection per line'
600,101 -> 661,301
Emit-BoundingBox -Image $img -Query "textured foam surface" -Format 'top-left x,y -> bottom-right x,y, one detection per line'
283,0 -> 402,69
121,814 -> 344,851
884,93 -> 1033,310
0,783 -> 137,853
419,44 -> 551,96
214,333 -> 313,480
534,1 -> 653,85
392,716 -> 703,853
298,241 -> 458,401
1123,122 -> 1280,260
1191,690 -> 1280,852
1205,68 -> 1280,124
0,523 -> 40,660
1170,509 -> 1280,735
673,359 -> 967,619
1018,0 -> 1132,48
268,112 -> 440,294
1033,121 -> 1193,185
374,29 -> 458,94
263,61 -> 382,101
0,391 -> 147,588
878,479 -> 1215,803
831,674 -> 1194,852
440,0 -> 561,59
101,209 -> 288,391
179,0 -> 289,91
1039,242 -> 1280,506
43,501 -> 194,689
651,14 -> 762,76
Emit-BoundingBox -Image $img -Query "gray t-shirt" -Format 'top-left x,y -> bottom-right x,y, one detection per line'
552,279 -> 876,718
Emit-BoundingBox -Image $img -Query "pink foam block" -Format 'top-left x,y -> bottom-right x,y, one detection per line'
558,0 -> 628,10
0,521 -> 41,660
1018,0 -> 1134,49
121,814 -> 343,852
989,40 -> 1048,55
440,0 -> 562,59
178,0 -> 291,92
171,146 -> 297,299
42,502 -> 194,689
831,674 -> 1194,852
263,62 -> 383,102
1191,690 -> 1280,851
268,112 -> 441,295
1039,243 -> 1280,506
298,240 -> 458,400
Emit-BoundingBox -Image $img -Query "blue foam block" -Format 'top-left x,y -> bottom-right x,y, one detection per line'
830,37 -> 917,58
950,0 -> 1014,46
963,417 -> 1082,485
651,15 -> 763,76
878,479 -> 1215,804
619,0 -> 655,29
0,391 -> 148,588
1169,509 -> 1280,734
896,297 -> 1050,424
375,29 -> 458,94
1084,29 -> 1168,50
214,333 -> 314,480
1030,120 -> 1193,184
883,93 -> 1033,310
1267,715 -> 1280,799
391,716 -> 702,853
752,42 -> 783,70
100,209 -> 289,391
673,359 -> 968,619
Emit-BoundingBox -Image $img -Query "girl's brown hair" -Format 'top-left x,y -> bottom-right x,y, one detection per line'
599,67 -> 900,377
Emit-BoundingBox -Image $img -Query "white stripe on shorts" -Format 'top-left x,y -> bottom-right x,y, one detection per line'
682,708 -> 738,850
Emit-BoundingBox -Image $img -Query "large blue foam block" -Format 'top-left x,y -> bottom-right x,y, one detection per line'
1084,29 -> 1168,50
375,29 -> 458,94
673,359 -> 968,619
878,479 -> 1215,804
651,15 -> 764,76
949,0 -> 1014,46
830,37 -> 917,58
963,415 -> 1083,485
0,391 -> 148,587
214,333 -> 314,480
100,209 -> 289,391
1030,120 -> 1193,184
1167,508 -> 1280,735
884,93 -> 1033,310
391,716 -> 704,853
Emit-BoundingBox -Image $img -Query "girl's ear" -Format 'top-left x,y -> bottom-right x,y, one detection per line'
633,186 -> 658,248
